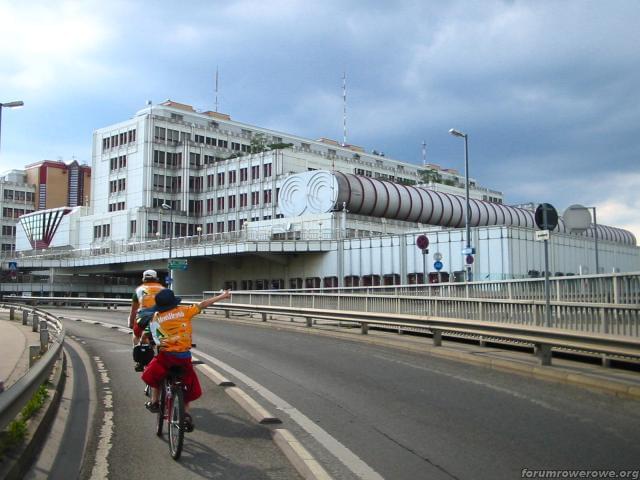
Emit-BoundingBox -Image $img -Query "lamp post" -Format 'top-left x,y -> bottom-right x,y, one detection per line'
449,128 -> 472,282
161,203 -> 174,289
589,206 -> 599,274
196,226 -> 202,244
0,100 -> 24,155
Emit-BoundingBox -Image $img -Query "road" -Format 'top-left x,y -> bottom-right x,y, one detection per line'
33,307 -> 640,480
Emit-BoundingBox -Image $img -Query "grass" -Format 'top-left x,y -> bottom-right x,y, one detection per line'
0,384 -> 50,460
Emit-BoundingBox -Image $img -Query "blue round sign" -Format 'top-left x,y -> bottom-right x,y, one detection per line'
434,261 -> 443,271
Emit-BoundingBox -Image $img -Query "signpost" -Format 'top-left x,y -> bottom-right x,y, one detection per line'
534,203 -> 559,328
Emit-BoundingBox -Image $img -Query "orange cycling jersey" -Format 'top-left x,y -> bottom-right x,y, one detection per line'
133,282 -> 164,309
149,304 -> 201,353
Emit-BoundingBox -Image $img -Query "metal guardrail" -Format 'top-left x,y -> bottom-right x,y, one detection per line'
6,295 -> 638,369
233,272 -> 640,305
226,291 -> 640,338
211,302 -> 640,367
0,304 -> 65,433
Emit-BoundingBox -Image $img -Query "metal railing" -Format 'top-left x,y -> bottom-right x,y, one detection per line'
225,289 -> 640,338
3,295 -> 638,369
242,272 -> 640,305
0,304 -> 65,433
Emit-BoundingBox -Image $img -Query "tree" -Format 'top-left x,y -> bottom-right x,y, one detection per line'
417,168 -> 442,184
250,133 -> 269,153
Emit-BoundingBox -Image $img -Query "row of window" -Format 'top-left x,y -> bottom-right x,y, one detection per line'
1,225 -> 16,236
3,207 -> 34,219
108,202 -> 126,212
93,224 -> 111,238
221,273 -> 448,291
109,155 -> 127,171
102,129 -> 136,151
354,168 -> 415,185
3,190 -> 35,202
109,178 -> 126,194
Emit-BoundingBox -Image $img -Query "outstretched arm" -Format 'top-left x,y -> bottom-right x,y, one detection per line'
197,290 -> 231,310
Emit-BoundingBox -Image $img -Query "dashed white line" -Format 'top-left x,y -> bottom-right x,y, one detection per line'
89,356 -> 114,480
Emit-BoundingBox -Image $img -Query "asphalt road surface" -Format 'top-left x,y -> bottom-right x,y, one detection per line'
35,307 -> 640,480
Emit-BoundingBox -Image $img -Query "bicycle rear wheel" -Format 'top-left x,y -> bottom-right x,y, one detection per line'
156,381 -> 166,436
168,387 -> 184,460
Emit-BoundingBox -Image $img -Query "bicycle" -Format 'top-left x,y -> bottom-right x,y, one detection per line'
155,359 -> 203,460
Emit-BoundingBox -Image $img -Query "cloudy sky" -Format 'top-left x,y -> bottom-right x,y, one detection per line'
1,0 -> 638,242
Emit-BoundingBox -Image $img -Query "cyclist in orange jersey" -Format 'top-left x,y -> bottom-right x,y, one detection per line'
129,270 -> 165,371
142,288 -> 231,431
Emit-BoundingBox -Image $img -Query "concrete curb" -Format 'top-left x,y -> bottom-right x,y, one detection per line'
209,312 -> 640,401
194,361 -> 235,386
272,429 -> 333,480
225,387 -> 281,424
0,352 -> 66,480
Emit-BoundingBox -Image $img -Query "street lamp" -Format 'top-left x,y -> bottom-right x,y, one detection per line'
588,206 -> 599,274
449,128 -> 473,282
0,100 -> 24,155
196,226 -> 202,243
161,203 -> 174,289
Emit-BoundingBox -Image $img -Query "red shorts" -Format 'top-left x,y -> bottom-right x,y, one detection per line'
141,351 -> 202,404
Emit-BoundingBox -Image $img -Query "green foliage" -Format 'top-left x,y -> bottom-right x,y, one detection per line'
250,133 -> 269,153
417,168 -> 443,184
0,384 -> 49,459
22,385 -> 49,420
268,142 -> 293,150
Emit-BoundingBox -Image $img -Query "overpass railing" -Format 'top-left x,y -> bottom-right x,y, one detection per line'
0,304 -> 65,434
240,272 -> 640,305
224,289 -> 640,338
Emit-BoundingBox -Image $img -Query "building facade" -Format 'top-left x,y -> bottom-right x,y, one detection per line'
25,160 -> 91,210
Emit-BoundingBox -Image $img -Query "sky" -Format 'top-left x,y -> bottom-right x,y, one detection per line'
0,0 -> 639,243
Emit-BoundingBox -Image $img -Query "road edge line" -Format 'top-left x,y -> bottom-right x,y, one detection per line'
225,387 -> 281,424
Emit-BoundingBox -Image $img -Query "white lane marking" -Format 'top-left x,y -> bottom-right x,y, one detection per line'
90,356 -> 114,480
193,348 -> 383,480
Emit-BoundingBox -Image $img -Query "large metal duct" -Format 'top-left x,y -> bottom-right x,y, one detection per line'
278,170 -> 636,245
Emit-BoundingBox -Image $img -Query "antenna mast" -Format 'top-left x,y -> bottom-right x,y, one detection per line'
214,67 -> 219,112
422,141 -> 427,167
342,72 -> 347,147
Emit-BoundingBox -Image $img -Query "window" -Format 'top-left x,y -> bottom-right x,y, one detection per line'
263,163 -> 272,177
228,220 -> 236,231
217,196 -> 225,211
154,127 -> 166,141
130,220 -> 136,236
251,165 -> 260,180
231,142 -> 241,151
206,198 -> 214,213
148,220 -> 158,235
240,168 -> 248,182
195,134 -> 205,144
128,129 -> 136,143
228,195 -> 236,209
207,174 -> 214,188
228,170 -> 236,184
263,189 -> 272,204
216,221 -> 224,233
239,193 -> 248,208
217,172 -> 225,186
154,150 -> 166,166
206,137 -> 216,147
190,152 -> 201,167
206,222 -> 214,234
251,191 -> 259,206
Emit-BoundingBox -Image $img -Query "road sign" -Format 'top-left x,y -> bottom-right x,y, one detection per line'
563,204 -> 591,233
535,230 -> 550,241
433,252 -> 443,262
434,261 -> 443,271
462,247 -> 475,255
535,203 -> 558,231
8,261 -> 17,271
416,235 -> 429,250
168,259 -> 188,270
465,254 -> 474,265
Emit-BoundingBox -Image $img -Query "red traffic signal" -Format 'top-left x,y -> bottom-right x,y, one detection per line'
466,254 -> 474,265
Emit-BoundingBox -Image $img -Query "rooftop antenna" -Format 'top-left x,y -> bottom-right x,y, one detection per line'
342,72 -> 347,148
214,67 -> 219,112
422,141 -> 427,167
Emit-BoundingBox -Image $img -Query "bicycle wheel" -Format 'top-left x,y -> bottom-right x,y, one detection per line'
168,386 -> 184,460
156,381 -> 166,436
